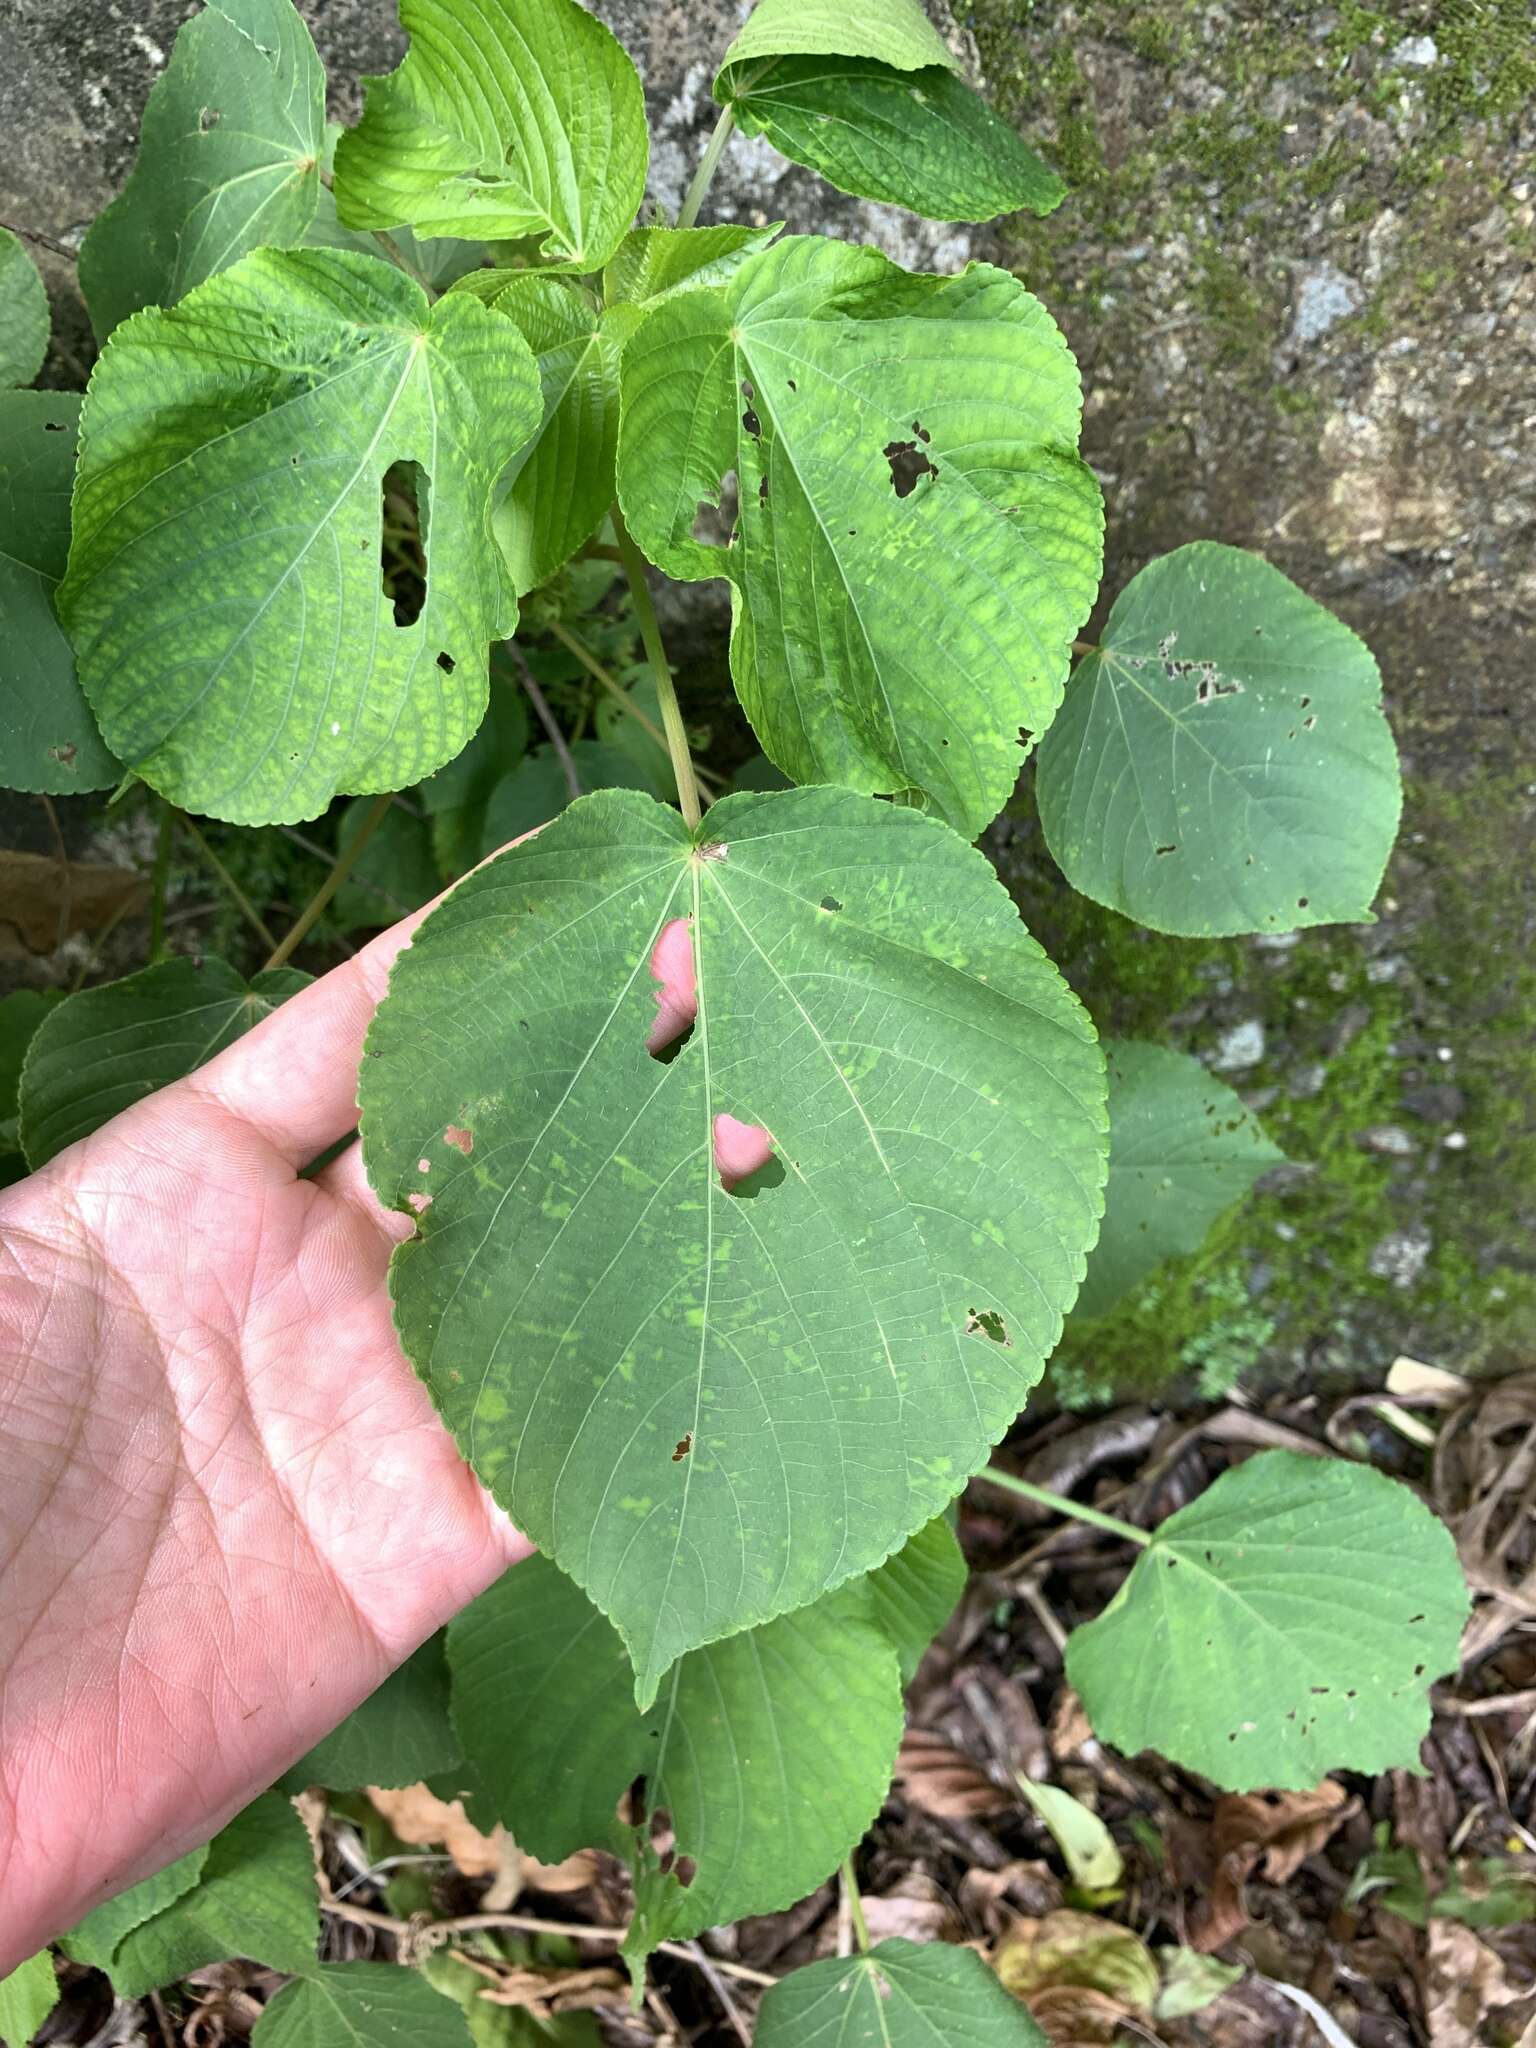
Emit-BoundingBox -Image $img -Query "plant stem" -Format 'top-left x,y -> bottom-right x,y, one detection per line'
147,799 -> 174,961
840,1857 -> 871,1956
263,792 -> 393,971
549,620 -> 721,795
508,643 -> 582,801
979,1464 -> 1151,1547
175,813 -> 279,954
612,511 -> 703,830
677,104 -> 735,231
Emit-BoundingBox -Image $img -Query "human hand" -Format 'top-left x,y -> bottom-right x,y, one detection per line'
0,906 -> 522,1971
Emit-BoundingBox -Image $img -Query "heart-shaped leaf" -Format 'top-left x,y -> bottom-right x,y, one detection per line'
1065,1450 -> 1469,1791
20,955 -> 309,1168
333,0 -> 647,267
1074,1040 -> 1283,1317
450,1543 -> 918,1967
617,236 -> 1103,839
253,1966 -> 474,2048
756,1939 -> 1048,2047
60,248 -> 541,825
1035,542 -> 1402,936
78,0 -> 327,341
0,392 -> 119,796
361,785 -> 1105,1701
0,227 -> 49,388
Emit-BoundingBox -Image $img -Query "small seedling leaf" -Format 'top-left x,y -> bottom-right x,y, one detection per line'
1065,1450 -> 1469,1791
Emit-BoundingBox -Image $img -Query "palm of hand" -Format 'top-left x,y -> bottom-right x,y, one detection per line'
0,919 -> 522,1956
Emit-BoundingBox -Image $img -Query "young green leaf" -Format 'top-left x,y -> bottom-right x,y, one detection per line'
719,0 -> 957,74
714,0 -> 1056,234
19,955 -> 309,1169
1035,542 -> 1402,936
453,274 -> 622,596
332,796 -> 441,932
755,1938 -> 1049,2047
864,1516 -> 967,1686
77,0 -> 327,341
0,392 -> 119,796
361,784 -> 1106,1702
60,248 -> 541,825
253,1963 -> 475,2048
304,124 -> 492,291
0,1951 -> 60,2048
1073,1040 -> 1283,1318
1064,1450 -> 1469,1792
280,1634 -> 463,1793
1015,1780 -> 1123,1892
332,0 -> 647,267
449,1548 -> 907,1969
0,227 -> 50,388
63,1794 -> 317,1997
602,225 -> 782,311
617,237 -> 1103,839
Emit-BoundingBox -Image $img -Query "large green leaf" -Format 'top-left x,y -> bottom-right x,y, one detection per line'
716,59 -> 1063,225
281,1633 -> 462,1792
332,0 -> 647,267
755,1939 -> 1048,2047
66,1794 -> 317,1997
454,275 -> 621,596
617,237 -> 1103,839
253,1964 -> 474,2048
450,1547 -> 907,1967
0,1952 -> 59,2048
19,955 -> 309,1168
1035,542 -> 1402,936
1065,1450 -> 1469,1792
0,228 -> 49,388
361,784 -> 1106,1702
720,0 -> 958,74
60,248 -> 541,825
305,124 -> 491,291
0,392 -> 119,795
77,0 -> 326,341
1074,1040 -> 1283,1318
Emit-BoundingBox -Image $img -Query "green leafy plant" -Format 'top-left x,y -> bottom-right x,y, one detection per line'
0,0 -> 1466,2039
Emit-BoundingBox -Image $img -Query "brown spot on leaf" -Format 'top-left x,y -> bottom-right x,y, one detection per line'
672,1433 -> 692,1462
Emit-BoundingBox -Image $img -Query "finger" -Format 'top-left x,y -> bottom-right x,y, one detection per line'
313,1134 -> 416,1243
185,908 -> 431,1167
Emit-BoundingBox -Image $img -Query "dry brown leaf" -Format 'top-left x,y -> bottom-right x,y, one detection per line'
959,1859 -> 1064,1936
1214,1780 -> 1354,1885
1193,1781 -> 1354,1952
523,1848 -> 604,1895
861,1876 -> 961,1946
1424,1921 -> 1527,2048
474,1962 -> 628,2017
367,1783 -> 508,1880
894,1727 -> 1009,1819
1028,1985 -> 1139,2047
0,849 -> 145,953
1048,1689 -> 1095,1765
